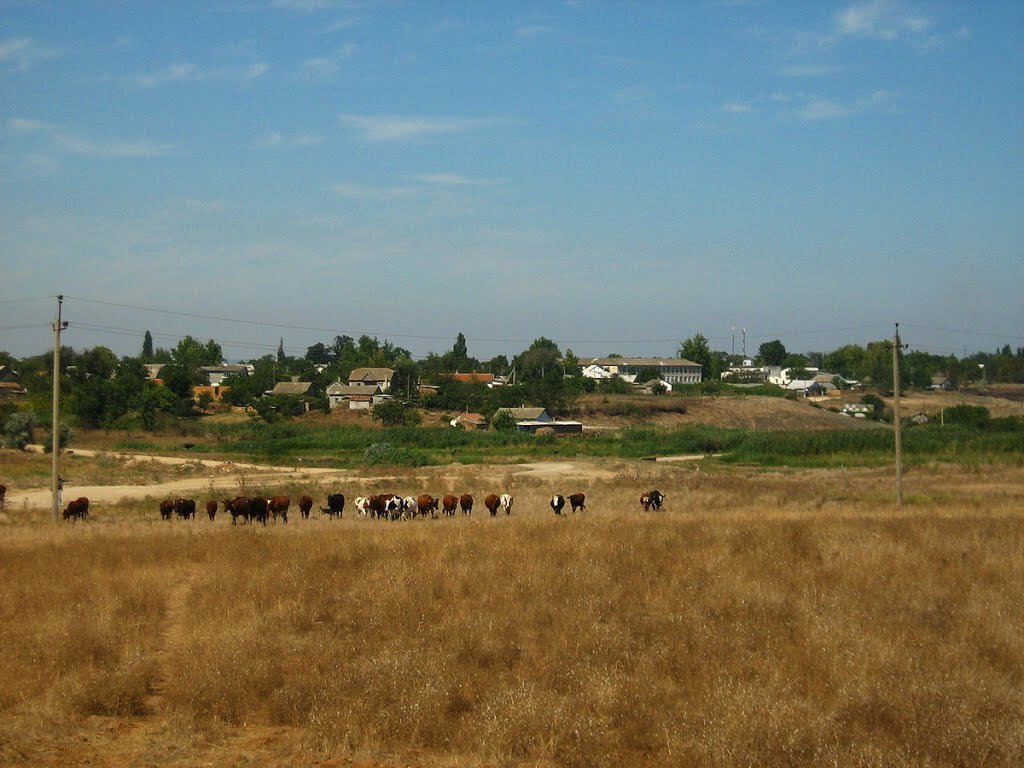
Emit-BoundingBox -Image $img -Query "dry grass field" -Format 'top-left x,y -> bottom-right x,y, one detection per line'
1,458 -> 1022,767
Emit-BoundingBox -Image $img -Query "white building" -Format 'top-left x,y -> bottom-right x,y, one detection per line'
582,357 -> 702,384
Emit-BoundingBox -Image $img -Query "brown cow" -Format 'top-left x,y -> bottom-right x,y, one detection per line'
159,498 -> 174,520
298,494 -> 314,519
0,483 -> 6,510
459,493 -> 474,515
173,498 -> 196,520
441,494 -> 458,516
268,495 -> 290,523
417,494 -> 439,518
63,496 -> 89,522
225,496 -> 251,525
367,495 -> 386,519
568,493 -> 586,513
484,493 -> 500,516
205,499 -> 218,521
641,490 -> 665,511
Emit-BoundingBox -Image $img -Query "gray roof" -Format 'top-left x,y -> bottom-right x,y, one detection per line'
327,383 -> 380,396
495,407 -> 549,420
269,381 -> 313,396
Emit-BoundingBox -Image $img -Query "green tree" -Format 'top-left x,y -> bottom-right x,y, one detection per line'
759,339 -> 788,366
372,399 -> 410,427
563,348 -> 583,377
277,338 -> 287,364
142,330 -> 154,360
490,408 -> 517,432
679,334 -> 712,380
3,411 -> 37,449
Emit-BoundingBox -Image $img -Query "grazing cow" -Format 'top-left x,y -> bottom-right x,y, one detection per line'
355,496 -> 371,516
484,493 -> 501,516
268,495 -> 290,523
0,483 -> 6,510
159,498 -> 174,521
641,490 -> 665,511
442,494 -> 458,517
225,496 -> 251,525
402,496 -> 419,518
500,493 -> 514,515
248,496 -> 269,525
550,495 -> 566,515
205,500 -> 218,521
383,494 -> 403,520
367,495 -> 386,519
298,495 -> 313,519
322,493 -> 345,519
173,498 -> 196,520
417,494 -> 439,518
460,493 -> 474,515
568,492 -> 586,513
62,496 -> 89,522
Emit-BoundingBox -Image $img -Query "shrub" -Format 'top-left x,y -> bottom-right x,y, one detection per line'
944,404 -> 991,429
363,442 -> 432,467
3,410 -> 37,449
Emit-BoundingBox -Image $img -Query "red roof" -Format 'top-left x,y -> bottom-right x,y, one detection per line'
448,372 -> 494,384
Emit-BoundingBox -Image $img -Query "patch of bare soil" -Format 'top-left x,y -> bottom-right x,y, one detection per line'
576,394 -> 884,431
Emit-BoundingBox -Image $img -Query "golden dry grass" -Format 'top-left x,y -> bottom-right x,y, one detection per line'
1,462 -> 1022,767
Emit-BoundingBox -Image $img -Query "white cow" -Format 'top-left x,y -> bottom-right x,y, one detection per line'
500,493 -> 514,515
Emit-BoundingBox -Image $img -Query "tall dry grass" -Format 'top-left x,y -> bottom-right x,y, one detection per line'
1,464 -> 1022,766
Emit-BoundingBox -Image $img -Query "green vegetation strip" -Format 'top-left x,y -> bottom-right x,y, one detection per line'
140,419 -> 1024,469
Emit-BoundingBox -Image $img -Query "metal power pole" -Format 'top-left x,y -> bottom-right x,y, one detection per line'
51,295 -> 68,522
892,322 -> 903,510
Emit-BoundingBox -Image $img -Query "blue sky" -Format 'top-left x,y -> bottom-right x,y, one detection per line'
2,0 -> 1021,364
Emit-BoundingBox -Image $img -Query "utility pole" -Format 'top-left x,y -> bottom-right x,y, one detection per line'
51,295 -> 68,522
741,328 -> 747,359
892,322 -> 903,510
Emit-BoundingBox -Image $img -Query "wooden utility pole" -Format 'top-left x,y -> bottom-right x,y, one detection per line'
893,322 -> 903,510
51,295 -> 68,522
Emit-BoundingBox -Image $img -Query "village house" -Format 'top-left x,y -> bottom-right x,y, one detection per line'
0,365 -> 28,398
582,357 -> 702,384
449,412 -> 489,430
326,381 -> 383,411
493,406 -> 583,434
348,367 -> 395,391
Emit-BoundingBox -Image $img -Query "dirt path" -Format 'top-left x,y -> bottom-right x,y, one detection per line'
142,572 -> 194,716
6,451 -> 633,511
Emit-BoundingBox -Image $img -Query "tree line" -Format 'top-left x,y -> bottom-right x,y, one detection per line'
2,330 -> 1022,436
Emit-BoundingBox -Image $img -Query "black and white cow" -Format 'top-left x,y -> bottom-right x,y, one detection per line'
550,494 -> 566,515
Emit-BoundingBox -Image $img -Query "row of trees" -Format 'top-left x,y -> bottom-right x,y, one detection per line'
676,333 -> 1024,390
3,329 -> 1022,432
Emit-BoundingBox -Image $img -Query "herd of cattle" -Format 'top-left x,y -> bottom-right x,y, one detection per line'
51,488 -> 667,524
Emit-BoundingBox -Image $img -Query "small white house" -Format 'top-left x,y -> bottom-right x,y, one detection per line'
327,381 -> 381,411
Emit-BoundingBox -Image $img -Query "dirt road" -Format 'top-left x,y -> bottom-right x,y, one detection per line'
6,450 -> 697,511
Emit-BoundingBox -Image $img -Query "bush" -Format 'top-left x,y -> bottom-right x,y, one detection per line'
3,411 -> 37,449
363,442 -> 431,467
490,409 -> 518,432
944,404 -> 991,429
43,423 -> 74,453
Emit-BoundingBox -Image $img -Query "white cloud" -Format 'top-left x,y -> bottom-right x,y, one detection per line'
723,101 -> 753,114
781,64 -> 846,78
6,117 -> 174,157
0,37 -> 60,72
797,99 -> 850,121
327,182 -> 416,200
339,114 -> 495,142
415,173 -> 494,186
253,131 -> 324,149
836,0 -> 933,42
133,61 -> 269,88
303,44 -> 356,77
